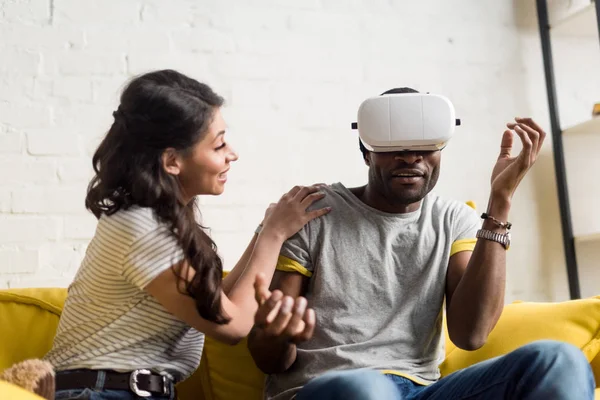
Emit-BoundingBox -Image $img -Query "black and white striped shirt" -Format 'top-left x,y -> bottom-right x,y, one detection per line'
45,206 -> 203,382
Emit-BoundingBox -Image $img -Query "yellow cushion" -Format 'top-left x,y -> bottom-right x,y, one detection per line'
440,296 -> 600,377
197,336 -> 264,400
0,288 -> 67,372
592,352 -> 600,393
0,380 -> 45,400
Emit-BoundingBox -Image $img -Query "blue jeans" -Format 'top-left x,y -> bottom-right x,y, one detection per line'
296,340 -> 595,400
55,388 -> 173,400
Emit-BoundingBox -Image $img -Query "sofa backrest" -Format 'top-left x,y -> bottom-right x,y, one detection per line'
0,288 -> 67,372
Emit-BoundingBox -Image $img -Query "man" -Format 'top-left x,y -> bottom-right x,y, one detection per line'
248,88 -> 595,400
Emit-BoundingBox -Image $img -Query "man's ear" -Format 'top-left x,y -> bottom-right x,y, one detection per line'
363,152 -> 371,166
162,148 -> 183,176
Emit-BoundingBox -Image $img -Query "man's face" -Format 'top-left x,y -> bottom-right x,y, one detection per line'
365,150 -> 441,205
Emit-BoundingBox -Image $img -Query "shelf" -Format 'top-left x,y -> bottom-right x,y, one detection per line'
562,117 -> 600,135
551,2 -> 599,37
575,232 -> 600,244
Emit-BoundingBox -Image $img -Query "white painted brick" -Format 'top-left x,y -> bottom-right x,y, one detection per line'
51,52 -> 126,76
52,104 -> 112,132
200,180 -> 288,207
39,243 -> 85,274
248,0 -> 320,9
12,186 -> 86,214
208,231 -> 255,271
0,132 -> 23,154
63,215 -> 97,239
0,280 -> 8,289
2,0 -> 50,25
84,135 -> 103,157
0,23 -> 84,50
8,277 -> 73,289
211,7 -> 289,32
288,12 -> 360,36
139,0 -> 198,26
127,53 -> 213,81
0,74 -> 35,102
84,28 -> 171,53
32,76 -> 54,101
210,54 -> 290,81
319,0 -> 363,12
53,0 -> 140,26
0,190 -> 11,212
0,103 -> 51,129
0,246 -> 39,274
0,48 -> 41,74
26,131 -> 82,156
92,77 -> 128,105
171,27 -> 235,53
230,80 -> 272,108
0,157 -> 57,184
0,216 -> 60,243
58,158 -> 93,183
52,76 -> 93,101
201,206 -> 263,233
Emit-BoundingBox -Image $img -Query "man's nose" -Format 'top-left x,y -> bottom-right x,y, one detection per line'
394,151 -> 423,164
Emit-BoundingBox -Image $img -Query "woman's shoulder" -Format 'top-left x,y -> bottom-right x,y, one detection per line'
99,206 -> 168,241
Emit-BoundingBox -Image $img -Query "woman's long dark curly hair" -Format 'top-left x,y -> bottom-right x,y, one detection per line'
85,69 -> 229,324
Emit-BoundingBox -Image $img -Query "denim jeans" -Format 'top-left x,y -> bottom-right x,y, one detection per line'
54,370 -> 175,400
296,340 -> 595,400
54,388 -> 174,400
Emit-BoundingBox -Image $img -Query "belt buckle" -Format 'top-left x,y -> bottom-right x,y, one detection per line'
130,369 -> 152,397
162,375 -> 171,396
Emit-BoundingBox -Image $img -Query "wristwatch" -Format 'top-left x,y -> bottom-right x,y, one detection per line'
476,229 -> 511,250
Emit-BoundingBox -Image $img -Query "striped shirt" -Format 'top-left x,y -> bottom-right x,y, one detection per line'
44,206 -> 203,382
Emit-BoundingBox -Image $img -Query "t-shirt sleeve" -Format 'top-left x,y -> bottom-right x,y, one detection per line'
277,225 -> 314,278
450,202 -> 481,256
123,226 -> 185,289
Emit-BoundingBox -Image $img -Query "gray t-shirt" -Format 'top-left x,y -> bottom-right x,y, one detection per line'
265,182 -> 480,400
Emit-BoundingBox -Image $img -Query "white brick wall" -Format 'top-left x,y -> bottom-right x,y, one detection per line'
1,0 -> 598,301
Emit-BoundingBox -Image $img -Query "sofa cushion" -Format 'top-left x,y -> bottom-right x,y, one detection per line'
199,336 -> 264,400
440,296 -> 600,376
0,380 -> 45,400
0,288 -> 67,372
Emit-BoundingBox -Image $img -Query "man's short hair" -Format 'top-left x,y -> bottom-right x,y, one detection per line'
359,87 -> 420,158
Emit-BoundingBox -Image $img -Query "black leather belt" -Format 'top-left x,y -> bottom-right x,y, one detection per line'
55,369 -> 174,398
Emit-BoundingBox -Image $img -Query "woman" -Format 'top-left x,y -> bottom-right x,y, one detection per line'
44,69 -> 329,400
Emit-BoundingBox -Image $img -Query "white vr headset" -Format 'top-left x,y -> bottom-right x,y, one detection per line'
351,93 -> 461,152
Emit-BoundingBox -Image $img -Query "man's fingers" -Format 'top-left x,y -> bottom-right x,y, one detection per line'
498,130 -> 513,159
264,296 -> 294,336
254,273 -> 271,305
515,117 -> 546,153
255,290 -> 283,325
513,125 -> 533,167
293,308 -> 316,343
515,117 -> 544,135
517,122 -> 540,162
284,297 -> 308,338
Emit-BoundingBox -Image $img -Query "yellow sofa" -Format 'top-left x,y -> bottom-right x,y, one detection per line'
1,288 -> 599,399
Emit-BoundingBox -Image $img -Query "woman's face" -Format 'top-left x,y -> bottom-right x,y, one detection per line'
176,108 -> 238,199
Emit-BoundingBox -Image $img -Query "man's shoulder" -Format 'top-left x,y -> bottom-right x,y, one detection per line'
423,193 -> 479,220
305,182 -> 349,210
